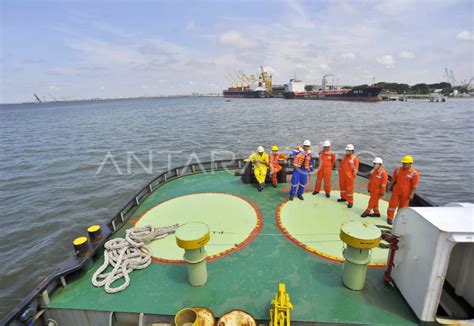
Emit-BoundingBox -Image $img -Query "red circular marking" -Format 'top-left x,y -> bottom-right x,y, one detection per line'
133,192 -> 263,264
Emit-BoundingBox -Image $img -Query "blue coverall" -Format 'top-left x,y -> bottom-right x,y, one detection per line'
289,150 -> 314,197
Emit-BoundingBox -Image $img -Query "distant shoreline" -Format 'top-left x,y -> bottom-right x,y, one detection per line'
0,94 -> 223,106
1,93 -> 472,106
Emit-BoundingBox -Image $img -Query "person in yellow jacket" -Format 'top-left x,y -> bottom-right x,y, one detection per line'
248,146 -> 269,192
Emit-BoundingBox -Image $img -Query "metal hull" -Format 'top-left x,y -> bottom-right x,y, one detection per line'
283,87 -> 382,102
223,90 -> 270,98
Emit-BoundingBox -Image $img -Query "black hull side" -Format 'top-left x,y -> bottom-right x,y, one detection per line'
223,90 -> 270,98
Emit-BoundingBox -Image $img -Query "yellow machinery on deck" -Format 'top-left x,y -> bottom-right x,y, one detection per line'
270,283 -> 293,326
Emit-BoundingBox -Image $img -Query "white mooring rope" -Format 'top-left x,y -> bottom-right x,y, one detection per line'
91,224 -> 179,293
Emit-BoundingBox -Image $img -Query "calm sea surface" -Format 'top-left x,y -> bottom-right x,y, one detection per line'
1,97 -> 473,318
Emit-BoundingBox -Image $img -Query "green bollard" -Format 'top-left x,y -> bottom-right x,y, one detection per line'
340,221 -> 381,291
175,222 -> 210,287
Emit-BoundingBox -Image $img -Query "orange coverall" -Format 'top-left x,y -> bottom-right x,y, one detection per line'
364,167 -> 388,215
269,153 -> 286,185
315,150 -> 336,194
387,167 -> 419,220
338,154 -> 359,203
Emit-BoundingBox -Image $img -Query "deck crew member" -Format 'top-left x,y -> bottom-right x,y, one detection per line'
386,155 -> 419,225
289,140 -> 313,201
361,157 -> 388,218
313,140 -> 336,198
337,144 -> 359,208
248,146 -> 269,192
269,146 -> 287,188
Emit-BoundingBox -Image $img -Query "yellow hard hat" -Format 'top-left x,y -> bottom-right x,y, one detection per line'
271,145 -> 279,151
401,155 -> 414,163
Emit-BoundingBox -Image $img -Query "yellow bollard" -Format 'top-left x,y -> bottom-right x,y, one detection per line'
175,222 -> 210,287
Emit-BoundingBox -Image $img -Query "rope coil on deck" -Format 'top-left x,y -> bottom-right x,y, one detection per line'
91,224 -> 179,293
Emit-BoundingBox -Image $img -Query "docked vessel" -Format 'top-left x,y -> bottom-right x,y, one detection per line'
223,66 -> 273,98
283,75 -> 382,101
2,157 -> 473,325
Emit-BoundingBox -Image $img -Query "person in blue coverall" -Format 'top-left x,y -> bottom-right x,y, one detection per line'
289,140 -> 314,201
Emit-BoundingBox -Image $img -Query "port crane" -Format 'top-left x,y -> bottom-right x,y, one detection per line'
322,74 -> 335,90
33,94 -> 42,103
259,66 -> 272,92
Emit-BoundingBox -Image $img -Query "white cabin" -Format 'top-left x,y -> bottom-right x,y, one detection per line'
286,79 -> 305,93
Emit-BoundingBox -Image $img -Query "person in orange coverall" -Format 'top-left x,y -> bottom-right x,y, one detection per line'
361,157 -> 388,218
269,145 -> 287,188
313,140 -> 336,198
337,144 -> 359,208
386,155 -> 419,225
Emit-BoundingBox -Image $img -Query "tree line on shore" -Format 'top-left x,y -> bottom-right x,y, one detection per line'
349,82 -> 456,95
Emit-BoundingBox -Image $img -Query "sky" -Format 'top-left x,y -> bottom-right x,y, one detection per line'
1,0 -> 473,103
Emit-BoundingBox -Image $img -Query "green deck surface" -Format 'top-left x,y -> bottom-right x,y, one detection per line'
47,170 -> 417,324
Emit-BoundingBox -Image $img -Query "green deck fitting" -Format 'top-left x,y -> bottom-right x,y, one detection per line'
47,170 -> 417,324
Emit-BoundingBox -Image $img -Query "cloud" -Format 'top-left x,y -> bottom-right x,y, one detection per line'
342,52 -> 356,61
68,38 -> 146,66
217,31 -> 257,50
456,30 -> 474,41
376,55 -> 395,67
375,0 -> 416,14
399,50 -> 415,59
94,21 -> 134,38
285,0 -> 316,29
263,66 -> 275,74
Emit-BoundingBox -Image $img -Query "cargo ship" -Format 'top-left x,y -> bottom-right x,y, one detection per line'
223,66 -> 272,98
283,75 -> 382,101
2,154 -> 473,325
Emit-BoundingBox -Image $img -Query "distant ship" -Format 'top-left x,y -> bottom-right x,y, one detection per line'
283,75 -> 382,102
223,66 -> 273,98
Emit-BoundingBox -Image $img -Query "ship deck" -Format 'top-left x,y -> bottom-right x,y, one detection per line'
46,170 -> 418,324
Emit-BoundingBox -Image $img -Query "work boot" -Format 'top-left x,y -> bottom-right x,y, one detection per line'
337,198 -> 347,202
387,219 -> 393,225
370,213 -> 381,218
272,184 -> 277,188
258,184 -> 264,192
361,211 -> 370,218
289,195 -> 294,201
297,194 -> 304,200
347,202 -> 353,208
312,191 -> 319,195
325,193 -> 330,198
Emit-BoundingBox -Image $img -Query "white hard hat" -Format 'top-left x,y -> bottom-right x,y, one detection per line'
345,144 -> 354,151
303,140 -> 311,146
373,157 -> 383,164
323,140 -> 331,147
257,146 -> 264,153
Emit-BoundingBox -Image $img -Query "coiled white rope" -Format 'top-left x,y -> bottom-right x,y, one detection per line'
91,224 -> 179,293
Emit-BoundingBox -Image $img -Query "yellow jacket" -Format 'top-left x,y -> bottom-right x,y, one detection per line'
248,152 -> 269,169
